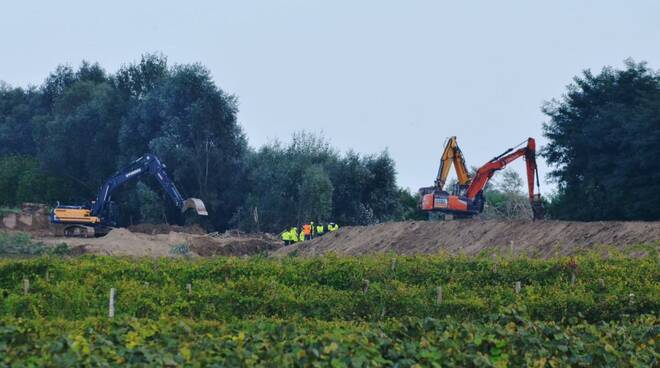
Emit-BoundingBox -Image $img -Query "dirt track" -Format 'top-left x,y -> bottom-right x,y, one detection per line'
273,220 -> 660,258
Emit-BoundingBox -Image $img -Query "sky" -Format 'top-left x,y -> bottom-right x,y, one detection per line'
1,1 -> 659,193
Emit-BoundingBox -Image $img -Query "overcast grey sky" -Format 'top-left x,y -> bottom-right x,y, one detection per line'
1,1 -> 659,193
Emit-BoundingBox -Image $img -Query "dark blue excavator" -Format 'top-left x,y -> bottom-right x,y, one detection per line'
50,154 -> 208,237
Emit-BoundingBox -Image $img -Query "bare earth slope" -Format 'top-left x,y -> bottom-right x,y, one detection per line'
273,220 -> 660,258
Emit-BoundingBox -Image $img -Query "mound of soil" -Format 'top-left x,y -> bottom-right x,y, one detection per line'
67,228 -> 187,257
273,220 -> 660,258
128,223 -> 206,235
38,227 -> 282,258
190,233 -> 281,257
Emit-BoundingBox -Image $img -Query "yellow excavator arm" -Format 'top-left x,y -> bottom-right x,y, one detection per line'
435,136 -> 471,190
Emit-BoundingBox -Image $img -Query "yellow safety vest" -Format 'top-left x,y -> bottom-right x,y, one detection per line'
290,228 -> 299,242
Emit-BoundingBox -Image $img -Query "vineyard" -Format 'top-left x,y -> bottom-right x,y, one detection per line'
0,255 -> 658,366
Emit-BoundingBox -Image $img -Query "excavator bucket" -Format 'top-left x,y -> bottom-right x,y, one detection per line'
531,196 -> 544,221
182,198 -> 208,216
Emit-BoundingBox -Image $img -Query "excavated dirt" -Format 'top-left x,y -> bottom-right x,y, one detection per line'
128,223 -> 206,235
272,220 -> 660,258
26,219 -> 660,258
36,228 -> 282,257
190,232 -> 281,256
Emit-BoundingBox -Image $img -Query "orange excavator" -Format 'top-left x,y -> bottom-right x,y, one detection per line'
419,137 -> 544,220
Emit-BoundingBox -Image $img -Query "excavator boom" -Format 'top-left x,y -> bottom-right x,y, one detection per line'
435,136 -> 471,190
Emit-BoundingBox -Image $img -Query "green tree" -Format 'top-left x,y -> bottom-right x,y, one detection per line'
34,65 -> 124,199
0,156 -> 69,206
542,60 -> 660,220
0,84 -> 41,156
135,182 -> 167,224
234,133 -> 401,232
396,189 -> 427,221
481,169 -> 532,220
132,64 -> 248,230
297,165 -> 334,223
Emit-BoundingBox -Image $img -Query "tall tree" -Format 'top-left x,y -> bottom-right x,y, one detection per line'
0,84 -> 40,156
120,63 -> 248,229
542,60 -> 660,220
34,69 -> 124,198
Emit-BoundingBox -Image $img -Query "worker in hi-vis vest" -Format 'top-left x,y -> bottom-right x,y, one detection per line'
289,226 -> 299,243
316,223 -> 325,237
281,229 -> 291,245
303,223 -> 312,240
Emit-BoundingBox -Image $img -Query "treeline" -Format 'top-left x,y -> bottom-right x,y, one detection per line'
0,54 -> 417,231
2,55 -> 659,226
542,60 -> 660,221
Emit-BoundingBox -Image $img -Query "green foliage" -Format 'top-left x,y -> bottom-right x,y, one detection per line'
133,182 -> 165,224
0,232 -> 68,257
235,134 -> 402,232
120,62 -> 248,230
0,55 -> 248,231
0,84 -> 40,156
297,165 -> 334,223
169,244 -> 191,257
0,255 -> 656,322
396,189 -> 427,221
0,55 -> 404,231
481,169 -> 533,220
542,59 -> 660,220
0,314 -> 657,367
0,256 -> 656,366
0,156 -> 69,206
0,208 -> 20,217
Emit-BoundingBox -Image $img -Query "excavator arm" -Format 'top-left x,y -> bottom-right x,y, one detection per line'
435,136 -> 471,190
466,138 -> 544,219
91,154 -> 207,217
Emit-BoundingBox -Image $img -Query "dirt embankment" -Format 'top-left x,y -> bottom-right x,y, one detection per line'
273,220 -> 660,258
0,203 -> 51,234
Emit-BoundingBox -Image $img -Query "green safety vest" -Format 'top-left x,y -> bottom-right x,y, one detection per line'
281,230 -> 290,241
316,225 -> 325,234
329,224 -> 339,232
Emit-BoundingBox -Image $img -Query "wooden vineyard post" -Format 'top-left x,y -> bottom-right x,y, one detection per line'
571,273 -> 576,285
436,286 -> 443,305
492,254 -> 497,273
108,288 -> 116,318
598,278 -> 605,288
187,283 -> 192,294
515,281 -> 521,294
362,279 -> 370,293
22,278 -> 29,295
45,270 -> 50,282
391,258 -> 397,272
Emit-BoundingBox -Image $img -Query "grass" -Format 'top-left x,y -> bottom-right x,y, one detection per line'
0,232 -> 69,257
